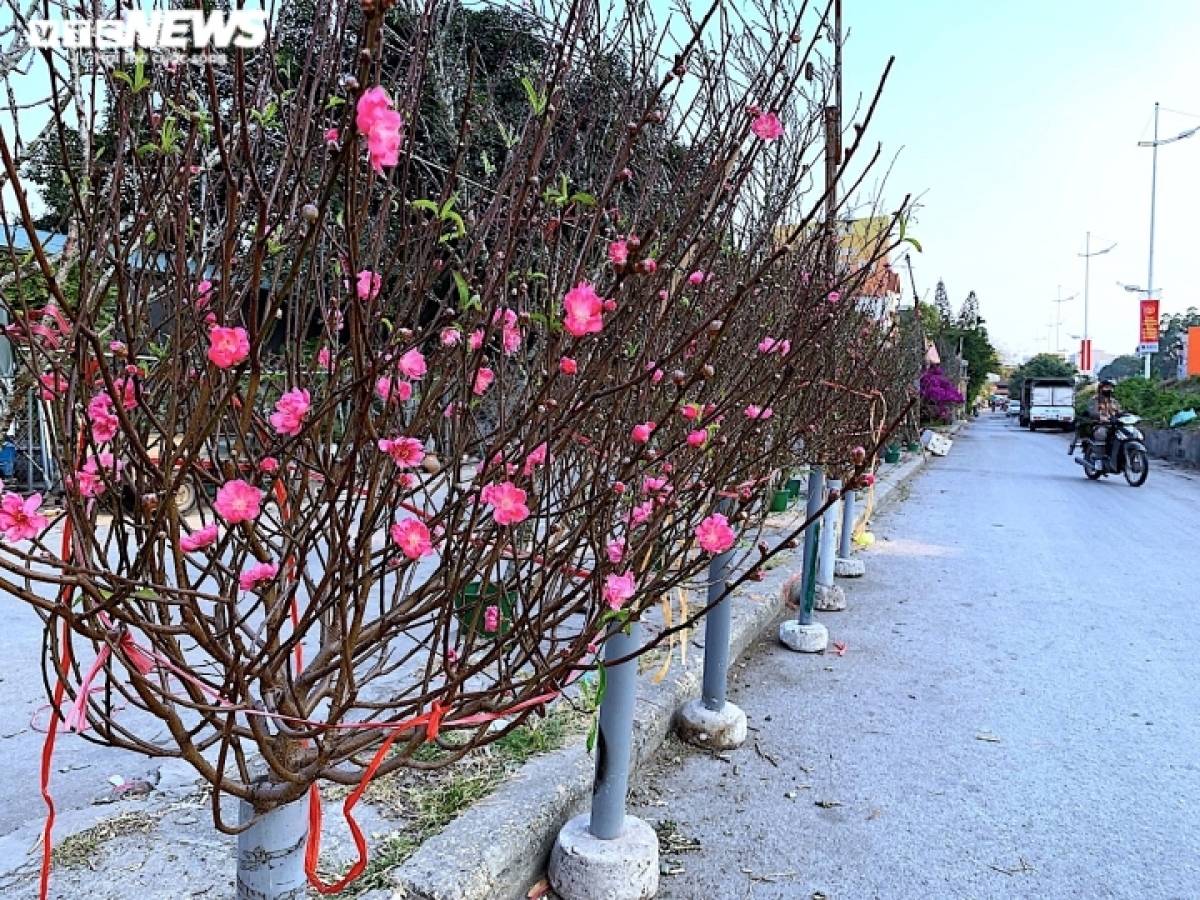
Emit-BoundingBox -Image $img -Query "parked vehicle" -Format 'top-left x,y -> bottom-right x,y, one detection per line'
1070,413 -> 1149,487
1006,400 -> 1021,417
1021,377 -> 1075,431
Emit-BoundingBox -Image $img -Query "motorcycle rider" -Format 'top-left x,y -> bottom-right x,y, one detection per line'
1085,379 -> 1122,461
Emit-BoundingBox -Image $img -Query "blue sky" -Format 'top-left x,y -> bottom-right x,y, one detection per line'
841,0 -> 1200,363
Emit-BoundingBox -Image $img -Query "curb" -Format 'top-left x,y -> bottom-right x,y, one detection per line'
392,446 -> 938,900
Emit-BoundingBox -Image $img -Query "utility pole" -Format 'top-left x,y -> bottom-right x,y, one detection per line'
1145,102 -> 1159,379
1078,232 -> 1116,374
1133,103 -> 1197,379
1052,287 -> 1076,357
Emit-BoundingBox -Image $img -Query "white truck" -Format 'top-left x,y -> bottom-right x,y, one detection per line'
1022,377 -> 1076,431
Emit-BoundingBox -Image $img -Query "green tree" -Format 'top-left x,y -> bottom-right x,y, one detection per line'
933,278 -> 953,326
1153,307 -> 1200,380
958,290 -> 980,329
1097,355 -> 1144,382
1010,353 -> 1077,398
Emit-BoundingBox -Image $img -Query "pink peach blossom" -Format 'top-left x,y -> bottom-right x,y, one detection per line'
88,393 -> 119,443
562,282 -> 605,337
696,513 -> 736,554
473,367 -> 495,395
687,429 -> 707,447
480,481 -> 529,526
391,518 -> 434,559
70,454 -> 124,498
524,442 -> 549,474
483,605 -> 501,632
356,270 -> 382,301
376,377 -> 413,403
603,572 -> 637,610
468,330 -> 484,351
606,539 -> 626,564
608,240 -> 629,266
179,523 -> 219,553
213,479 -> 262,524
681,404 -> 700,421
0,492 -> 49,542
207,326 -> 250,369
109,377 -> 137,412
745,405 -> 773,420
502,325 -> 522,355
38,373 -> 67,401
631,422 -> 655,444
642,476 -> 669,494
259,457 -> 279,473
628,500 -> 654,528
270,388 -> 311,437
827,291 -> 841,304
355,86 -> 404,174
643,258 -> 657,273
317,347 -> 333,370
751,111 -> 784,141
688,270 -> 705,285
440,328 -> 461,346
239,561 -> 279,592
399,348 -> 427,380
559,357 -> 578,375
324,128 -> 339,144
379,436 -> 425,468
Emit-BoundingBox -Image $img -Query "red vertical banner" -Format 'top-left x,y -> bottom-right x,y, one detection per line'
1138,299 -> 1160,353
1080,338 -> 1092,372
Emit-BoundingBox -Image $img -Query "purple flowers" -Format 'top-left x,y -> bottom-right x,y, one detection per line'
920,366 -> 965,418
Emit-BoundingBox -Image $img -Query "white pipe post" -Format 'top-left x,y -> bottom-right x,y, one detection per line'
814,480 -> 846,610
236,796 -> 309,900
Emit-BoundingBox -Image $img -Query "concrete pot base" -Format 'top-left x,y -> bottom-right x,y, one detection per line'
779,620 -> 828,653
549,814 -> 659,900
676,698 -> 748,751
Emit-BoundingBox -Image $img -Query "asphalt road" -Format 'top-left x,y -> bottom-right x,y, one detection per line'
630,414 -> 1200,899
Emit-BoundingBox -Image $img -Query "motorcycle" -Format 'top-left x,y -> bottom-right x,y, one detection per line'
1070,413 -> 1149,487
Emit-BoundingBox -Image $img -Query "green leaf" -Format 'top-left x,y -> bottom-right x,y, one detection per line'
569,192 -> 596,207
496,120 -> 518,149
452,271 -> 470,309
905,237 -> 923,253
411,199 -> 440,214
325,96 -> 345,109
520,75 -> 547,115
586,715 -> 599,753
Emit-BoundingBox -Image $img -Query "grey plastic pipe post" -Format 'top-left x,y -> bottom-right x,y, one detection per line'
798,468 -> 825,626
236,795 -> 308,900
817,479 -> 841,586
589,620 -> 642,840
700,501 -> 736,712
839,488 -> 856,558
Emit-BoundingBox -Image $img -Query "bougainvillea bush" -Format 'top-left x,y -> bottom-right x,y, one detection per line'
920,365 -> 965,421
0,0 -> 912,857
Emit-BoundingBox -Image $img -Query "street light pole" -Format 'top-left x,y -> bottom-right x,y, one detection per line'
1137,103 -> 1200,378
1078,232 -> 1116,374
1145,103 -> 1159,379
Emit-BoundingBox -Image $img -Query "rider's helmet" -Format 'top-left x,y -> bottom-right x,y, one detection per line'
1098,379 -> 1115,393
